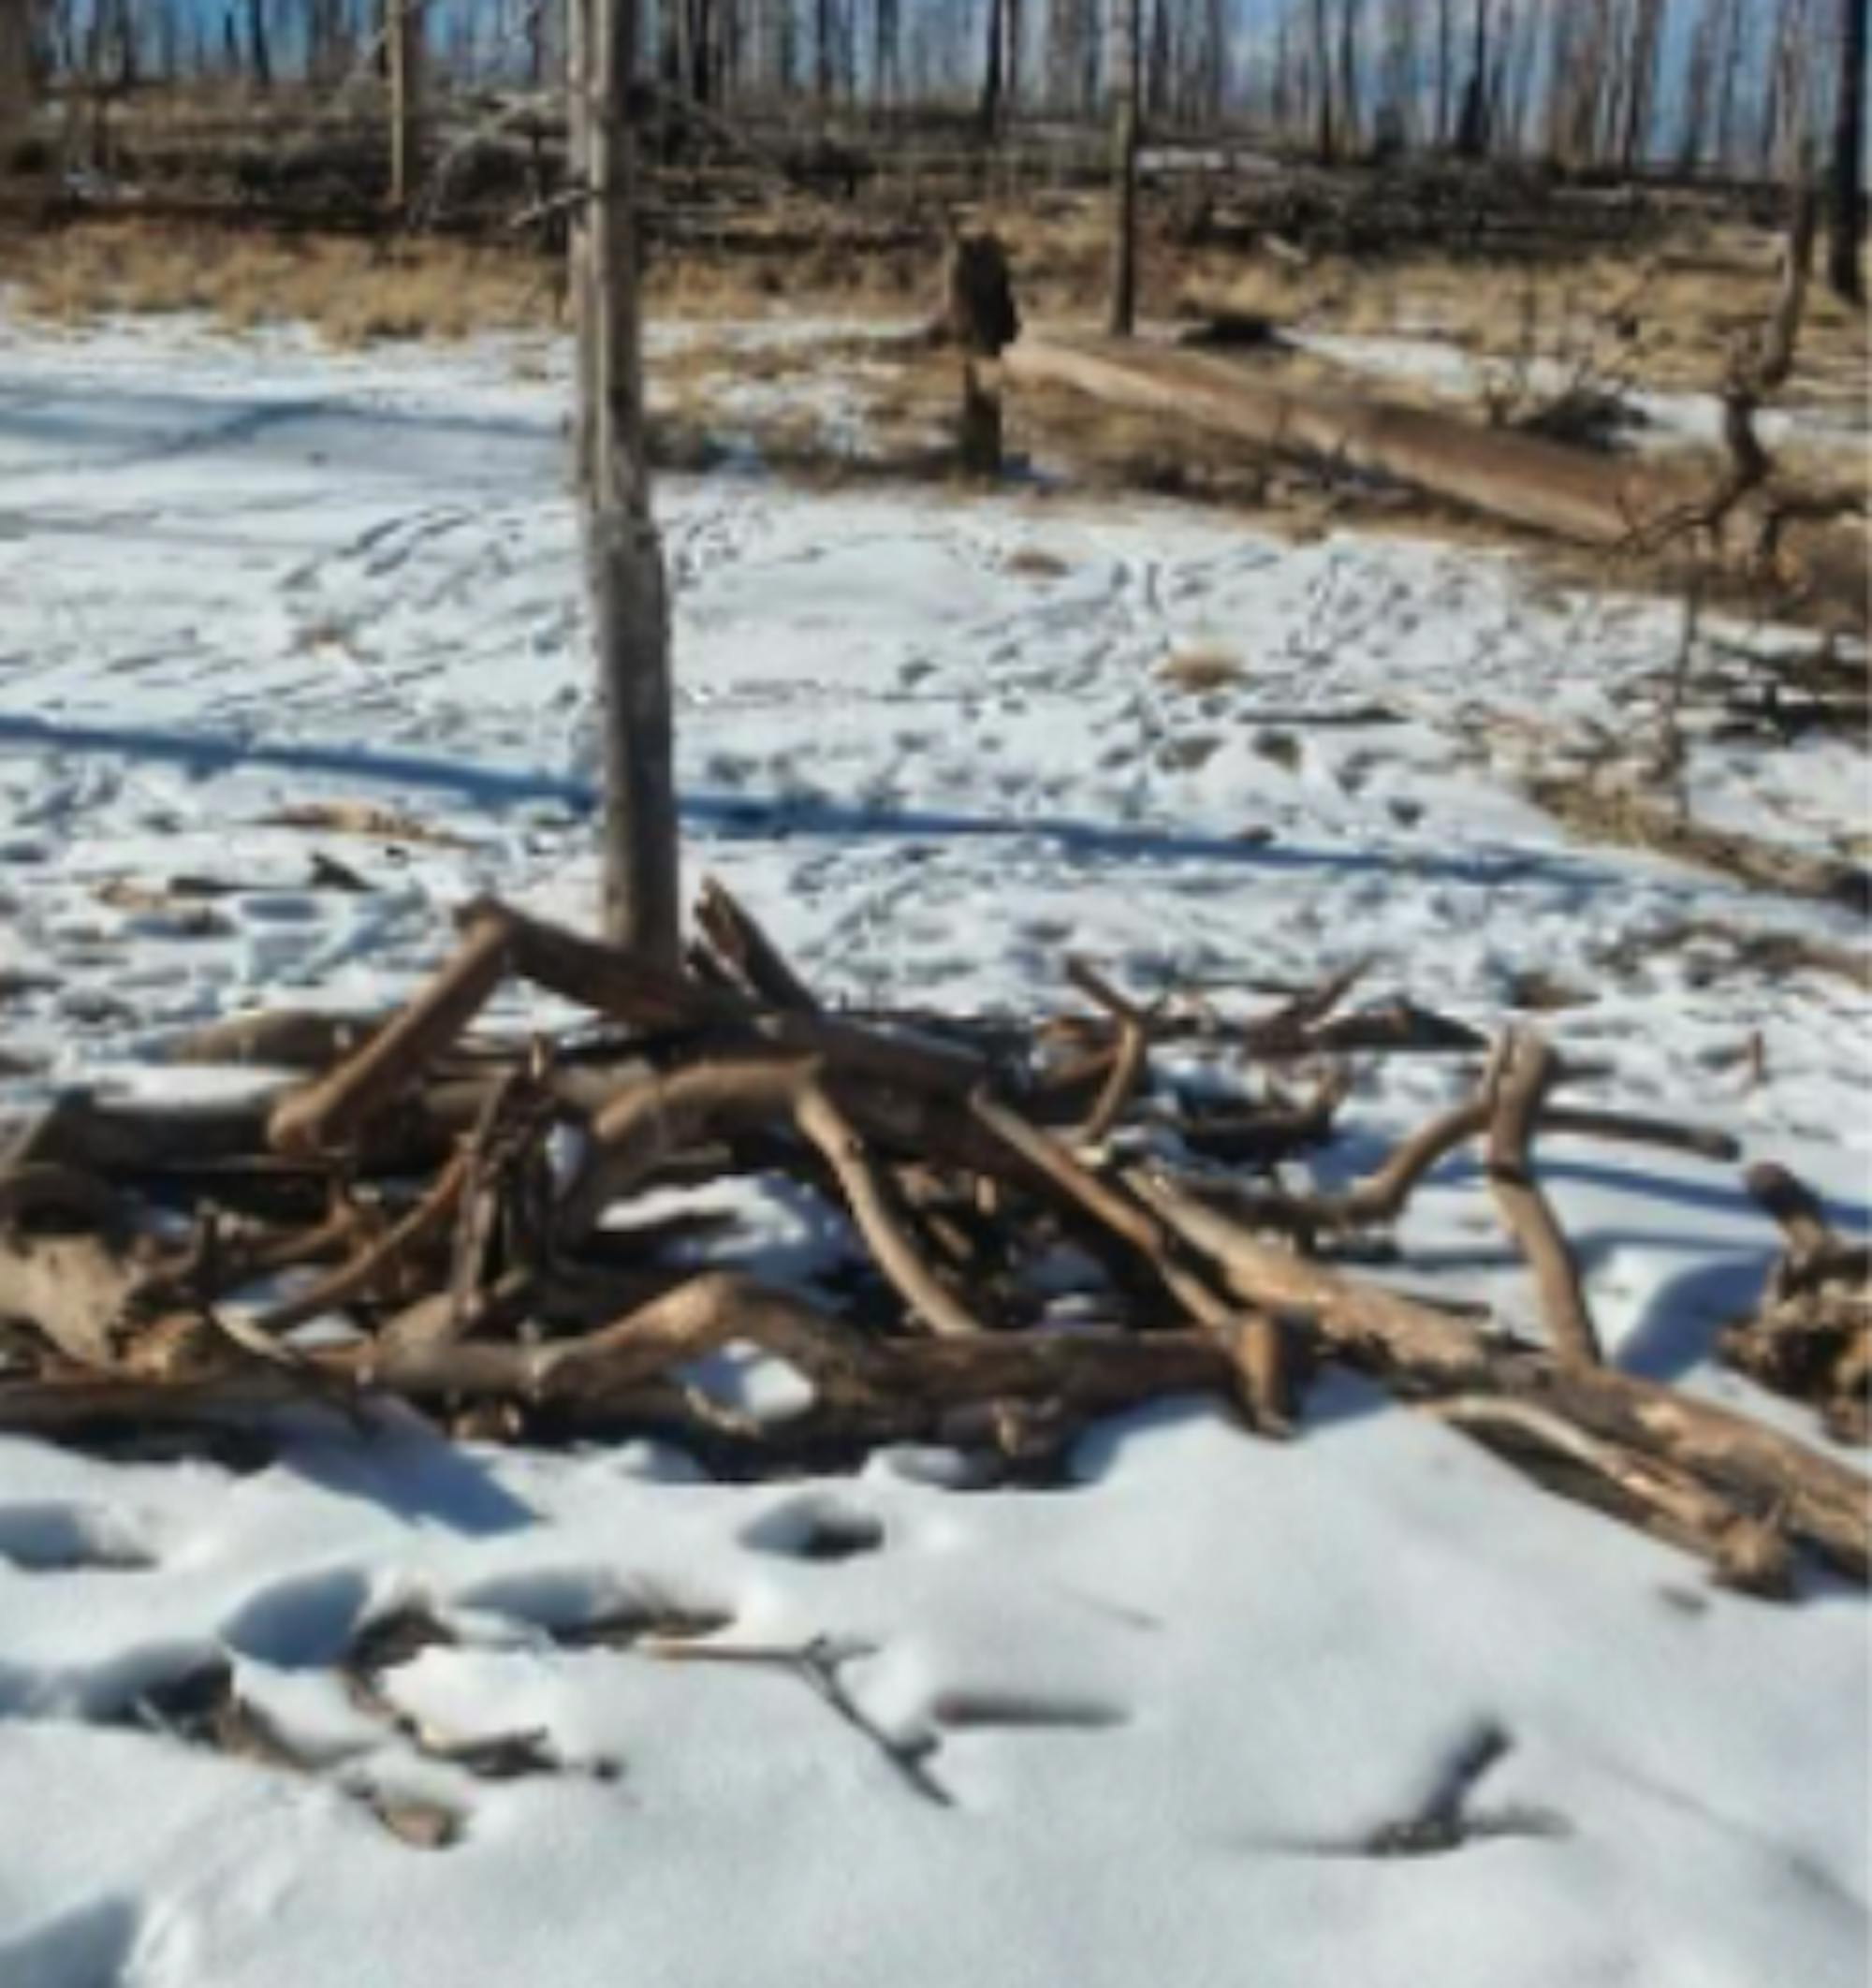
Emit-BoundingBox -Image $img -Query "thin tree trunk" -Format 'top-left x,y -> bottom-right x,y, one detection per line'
1829,0 -> 1866,298
387,0 -> 419,210
1107,0 -> 1138,335
1454,0 -> 1487,156
1310,0 -> 1334,157
0,0 -> 30,160
1713,0 -> 1743,169
1337,0 -> 1359,154
979,0 -> 1004,133
573,0 -> 680,960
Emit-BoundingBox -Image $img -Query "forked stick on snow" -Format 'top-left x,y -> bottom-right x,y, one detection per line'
1484,1032 -> 1603,1367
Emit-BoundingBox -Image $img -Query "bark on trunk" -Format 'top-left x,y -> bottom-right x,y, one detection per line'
1829,0 -> 1867,300
573,0 -> 680,962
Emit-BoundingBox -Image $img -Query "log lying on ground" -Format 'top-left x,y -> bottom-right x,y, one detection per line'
1003,335 -> 1868,615
0,883 -> 1862,1599
1129,1172 -> 1867,1584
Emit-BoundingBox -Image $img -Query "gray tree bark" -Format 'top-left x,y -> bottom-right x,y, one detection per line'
572,0 -> 680,960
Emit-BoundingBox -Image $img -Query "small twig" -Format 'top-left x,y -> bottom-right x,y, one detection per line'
641,1635 -> 953,1808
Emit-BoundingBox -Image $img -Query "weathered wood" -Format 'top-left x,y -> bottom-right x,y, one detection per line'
1130,1170 -> 1870,1579
478,897 -> 987,1097
1484,1034 -> 1603,1367
795,1083 -> 988,1338
269,913 -> 510,1157
1003,333 -> 1868,609
694,877 -> 820,1012
387,0 -> 421,212
576,0 -> 680,959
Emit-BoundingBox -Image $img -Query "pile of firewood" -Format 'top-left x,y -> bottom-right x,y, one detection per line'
0,884 -> 1864,1600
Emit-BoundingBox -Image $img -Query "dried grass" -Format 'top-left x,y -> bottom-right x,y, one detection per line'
7,224 -> 549,342
1157,646 -> 1248,694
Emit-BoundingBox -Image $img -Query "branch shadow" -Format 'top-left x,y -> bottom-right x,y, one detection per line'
0,709 -> 1629,894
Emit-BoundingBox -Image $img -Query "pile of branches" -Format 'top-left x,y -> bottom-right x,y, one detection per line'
0,886 -> 1864,1601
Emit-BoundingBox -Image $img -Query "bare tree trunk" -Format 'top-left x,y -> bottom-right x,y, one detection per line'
572,0 -> 680,961
1336,0 -> 1359,154
1677,0 -> 1717,171
1757,0 -> 1808,182
387,0 -> 419,210
1310,0 -> 1334,157
1454,0 -> 1487,156
871,0 -> 897,104
0,0 -> 30,166
245,0 -> 271,85
1199,0 -> 1222,124
1724,0 -> 1748,167
1144,0 -> 1167,117
1829,0 -> 1866,298
979,0 -> 1004,133
1107,0 -> 1138,335
1435,0 -> 1452,144
1618,0 -> 1663,173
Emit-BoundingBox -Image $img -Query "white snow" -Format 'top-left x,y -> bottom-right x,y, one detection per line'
0,309 -> 1866,1987
1287,328 -> 1872,460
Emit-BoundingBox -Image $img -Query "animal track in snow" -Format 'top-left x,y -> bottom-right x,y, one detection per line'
0,1502 -> 154,1573
741,1495 -> 886,1562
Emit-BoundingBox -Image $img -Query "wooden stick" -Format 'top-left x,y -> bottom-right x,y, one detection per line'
269,913 -> 512,1157
248,1152 -> 472,1338
1130,1170 -> 1869,1580
695,877 -> 821,1012
970,1092 -> 1287,1428
1485,1033 -> 1603,1367
1431,1396 -> 1791,1597
1182,1092 -> 1738,1237
484,896 -> 985,1095
558,1057 -> 813,1240
794,1084 -> 988,1338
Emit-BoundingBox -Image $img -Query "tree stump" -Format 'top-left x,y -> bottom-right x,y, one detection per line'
943,231 -> 1018,480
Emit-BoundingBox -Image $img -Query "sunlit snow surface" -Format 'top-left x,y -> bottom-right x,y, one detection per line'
0,314 -> 1865,1987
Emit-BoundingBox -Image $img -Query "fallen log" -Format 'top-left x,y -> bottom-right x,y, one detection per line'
1004,334 -> 1867,614
1129,1171 -> 1869,1580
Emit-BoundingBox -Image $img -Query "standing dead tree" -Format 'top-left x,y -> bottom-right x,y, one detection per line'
0,0 -> 31,164
1829,0 -> 1867,299
387,0 -> 421,210
569,0 -> 679,961
1106,0 -> 1139,336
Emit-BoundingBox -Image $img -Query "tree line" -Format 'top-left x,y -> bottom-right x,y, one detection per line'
2,0 -> 1865,296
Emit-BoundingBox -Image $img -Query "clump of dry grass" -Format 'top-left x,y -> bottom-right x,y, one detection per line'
1181,227 -> 1869,417
7,223 -> 550,343
1003,546 -> 1070,578
1157,645 -> 1247,694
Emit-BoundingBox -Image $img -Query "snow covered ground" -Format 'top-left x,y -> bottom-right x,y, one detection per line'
1286,327 -> 1872,460
0,312 -> 1866,1987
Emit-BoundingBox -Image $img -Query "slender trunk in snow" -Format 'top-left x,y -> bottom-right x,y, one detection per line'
571,0 -> 680,959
